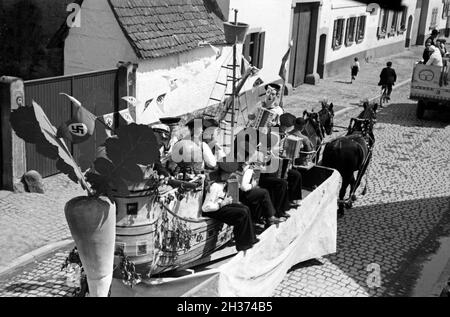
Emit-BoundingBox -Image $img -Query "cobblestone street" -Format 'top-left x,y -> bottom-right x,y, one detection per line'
274,84 -> 450,297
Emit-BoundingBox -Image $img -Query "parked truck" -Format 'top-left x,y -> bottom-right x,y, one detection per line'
410,61 -> 450,119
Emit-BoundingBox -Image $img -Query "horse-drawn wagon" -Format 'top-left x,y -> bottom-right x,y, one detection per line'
410,61 -> 450,119
109,164 -> 340,297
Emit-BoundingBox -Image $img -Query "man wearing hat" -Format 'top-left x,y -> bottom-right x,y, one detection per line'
202,118 -> 227,161
183,117 -> 217,169
426,29 -> 440,47
202,161 -> 258,252
248,83 -> 285,128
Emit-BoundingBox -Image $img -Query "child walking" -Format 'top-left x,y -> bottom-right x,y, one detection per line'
351,57 -> 360,83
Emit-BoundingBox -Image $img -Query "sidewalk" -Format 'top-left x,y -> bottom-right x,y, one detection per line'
0,45 -> 425,281
283,45 -> 423,116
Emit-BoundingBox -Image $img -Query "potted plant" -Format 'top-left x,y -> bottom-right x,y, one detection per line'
10,101 -> 160,297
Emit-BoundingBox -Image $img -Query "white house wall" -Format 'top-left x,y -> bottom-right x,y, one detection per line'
227,0 -> 293,80
422,0 -> 448,35
135,46 -> 220,123
64,0 -> 138,74
319,0 -> 418,77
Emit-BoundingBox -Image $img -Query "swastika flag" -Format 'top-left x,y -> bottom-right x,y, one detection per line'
57,93 -> 96,144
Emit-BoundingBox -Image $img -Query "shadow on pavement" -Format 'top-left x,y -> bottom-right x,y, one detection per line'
334,80 -> 352,85
287,259 -> 324,274
377,103 -> 450,128
326,195 -> 450,297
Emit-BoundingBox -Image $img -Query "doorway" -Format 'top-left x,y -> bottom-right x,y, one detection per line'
317,34 -> 327,78
289,3 -> 313,87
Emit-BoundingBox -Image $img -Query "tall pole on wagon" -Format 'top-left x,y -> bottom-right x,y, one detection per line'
231,9 -> 238,134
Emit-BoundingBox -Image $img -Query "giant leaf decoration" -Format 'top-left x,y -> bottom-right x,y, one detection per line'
87,124 -> 160,196
10,102 -> 89,191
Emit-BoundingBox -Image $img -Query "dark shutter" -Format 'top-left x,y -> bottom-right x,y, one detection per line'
257,32 -> 266,69
332,20 -> 338,48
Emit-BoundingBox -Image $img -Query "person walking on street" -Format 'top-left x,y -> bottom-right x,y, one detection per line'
351,57 -> 360,83
378,61 -> 397,104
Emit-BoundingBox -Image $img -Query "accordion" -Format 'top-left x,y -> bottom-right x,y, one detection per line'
227,175 -> 240,203
261,157 -> 290,179
253,107 -> 275,128
283,135 -> 303,161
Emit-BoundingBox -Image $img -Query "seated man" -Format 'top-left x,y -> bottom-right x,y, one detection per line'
202,118 -> 227,161
288,118 -> 315,166
168,118 -> 217,177
248,83 -> 285,128
202,162 -> 258,252
236,148 -> 285,228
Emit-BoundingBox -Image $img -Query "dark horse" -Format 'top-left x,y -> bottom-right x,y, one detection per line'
302,102 -> 335,162
321,102 -> 377,217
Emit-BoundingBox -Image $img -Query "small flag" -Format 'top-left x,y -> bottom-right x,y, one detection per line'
279,41 -> 294,83
156,93 -> 166,113
57,93 -> 96,144
143,98 -> 153,113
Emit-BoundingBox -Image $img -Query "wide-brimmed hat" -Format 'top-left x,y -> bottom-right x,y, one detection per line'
209,161 -> 239,182
280,113 -> 296,128
160,117 -> 181,125
265,83 -> 281,91
294,117 -> 306,129
151,123 -> 170,134
203,118 -> 220,129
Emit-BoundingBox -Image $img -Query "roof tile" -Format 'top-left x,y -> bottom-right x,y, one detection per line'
108,0 -> 225,59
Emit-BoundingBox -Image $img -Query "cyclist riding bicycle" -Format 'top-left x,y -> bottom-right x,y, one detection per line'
378,61 -> 397,104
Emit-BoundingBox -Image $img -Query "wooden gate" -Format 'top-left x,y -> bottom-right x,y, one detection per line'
290,4 -> 313,87
24,68 -> 124,178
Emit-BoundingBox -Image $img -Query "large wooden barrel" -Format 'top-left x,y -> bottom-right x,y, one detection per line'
113,176 -> 234,277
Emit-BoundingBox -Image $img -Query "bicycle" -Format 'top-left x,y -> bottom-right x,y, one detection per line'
379,85 -> 389,108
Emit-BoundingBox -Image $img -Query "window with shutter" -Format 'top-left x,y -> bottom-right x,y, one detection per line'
430,7 -> 439,29
242,31 -> 266,69
356,15 -> 366,43
332,18 -> 345,50
345,17 -> 357,46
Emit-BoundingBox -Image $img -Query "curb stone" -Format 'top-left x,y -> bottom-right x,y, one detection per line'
0,239 -> 74,278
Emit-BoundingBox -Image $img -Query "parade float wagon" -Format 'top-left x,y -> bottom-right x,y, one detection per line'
410,60 -> 450,119
109,165 -> 340,297
9,14 -> 340,297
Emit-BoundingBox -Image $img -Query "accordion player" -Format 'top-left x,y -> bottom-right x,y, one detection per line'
282,135 -> 303,162
251,107 -> 276,128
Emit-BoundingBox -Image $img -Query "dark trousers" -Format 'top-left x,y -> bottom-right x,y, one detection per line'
382,84 -> 393,97
204,203 -> 256,252
239,187 -> 276,223
287,169 -> 302,201
258,174 -> 290,216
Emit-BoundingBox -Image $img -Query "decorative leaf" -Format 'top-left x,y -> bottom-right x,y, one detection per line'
105,123 -> 160,168
10,102 -> 89,191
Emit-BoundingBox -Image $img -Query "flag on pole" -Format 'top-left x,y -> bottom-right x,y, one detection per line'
57,93 -> 97,144
121,96 -> 138,123
279,41 -> 294,83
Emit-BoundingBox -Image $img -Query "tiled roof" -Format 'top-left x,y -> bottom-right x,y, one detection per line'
108,0 -> 226,59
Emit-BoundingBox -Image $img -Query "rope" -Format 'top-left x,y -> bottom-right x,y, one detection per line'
159,202 -> 207,224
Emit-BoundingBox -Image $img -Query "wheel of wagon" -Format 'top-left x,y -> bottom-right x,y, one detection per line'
417,100 -> 425,119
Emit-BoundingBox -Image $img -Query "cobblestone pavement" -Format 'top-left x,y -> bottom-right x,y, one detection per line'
0,175 -> 85,268
274,84 -> 450,297
283,45 -> 423,115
